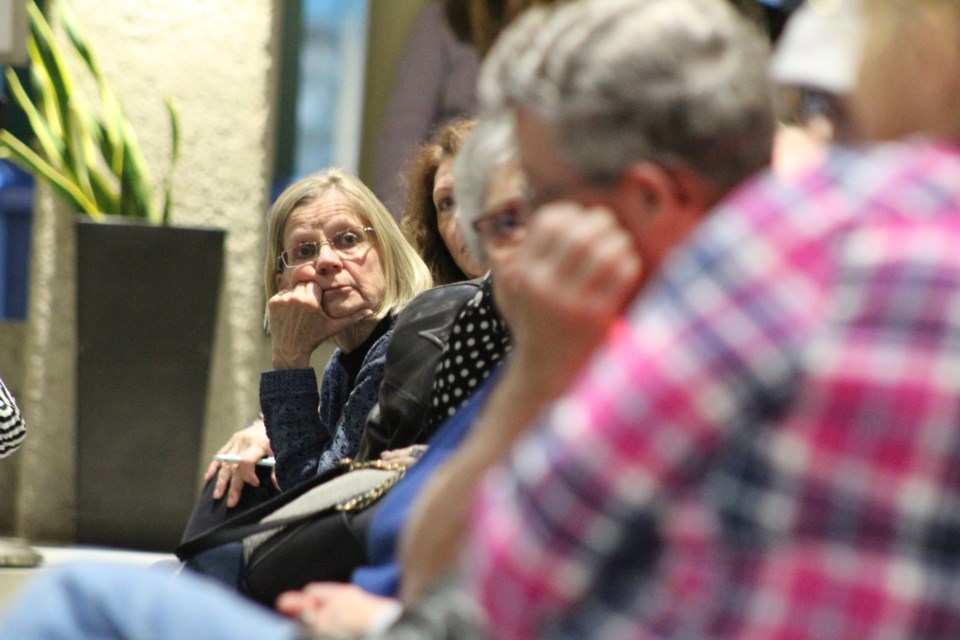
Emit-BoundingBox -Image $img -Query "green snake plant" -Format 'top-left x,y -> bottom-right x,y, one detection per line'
0,0 -> 179,224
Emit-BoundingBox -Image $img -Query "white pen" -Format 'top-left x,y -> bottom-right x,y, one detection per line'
214,453 -> 276,467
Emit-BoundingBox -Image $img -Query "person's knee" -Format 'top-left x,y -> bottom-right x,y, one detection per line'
50,562 -> 136,605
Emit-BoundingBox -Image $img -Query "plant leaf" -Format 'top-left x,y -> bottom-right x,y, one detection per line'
119,121 -> 157,221
0,129 -> 102,220
25,36 -> 62,141
26,1 -> 75,150
4,0 -> 173,224
161,96 -> 180,225
4,67 -> 64,167
60,3 -> 102,78
63,100 -> 99,212
60,1 -> 125,176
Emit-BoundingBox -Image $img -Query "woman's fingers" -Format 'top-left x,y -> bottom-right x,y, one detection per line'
226,464 -> 258,508
380,445 -> 428,467
209,422 -> 271,502
269,284 -> 336,368
212,463 -> 233,501
213,461 -> 260,508
275,590 -> 310,619
203,459 -> 221,482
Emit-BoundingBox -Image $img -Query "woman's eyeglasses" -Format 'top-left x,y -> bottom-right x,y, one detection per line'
277,226 -> 375,270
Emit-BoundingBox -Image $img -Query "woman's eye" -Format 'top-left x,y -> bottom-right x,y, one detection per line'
436,197 -> 455,213
337,231 -> 361,247
293,243 -> 318,260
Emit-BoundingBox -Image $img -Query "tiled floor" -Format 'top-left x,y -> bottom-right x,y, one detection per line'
0,543 -> 176,614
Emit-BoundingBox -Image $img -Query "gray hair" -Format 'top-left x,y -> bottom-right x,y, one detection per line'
452,113 -> 517,261
479,0 -> 775,192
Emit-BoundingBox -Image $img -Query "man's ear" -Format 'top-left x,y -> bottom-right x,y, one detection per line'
618,163 -> 675,219
620,162 -> 717,220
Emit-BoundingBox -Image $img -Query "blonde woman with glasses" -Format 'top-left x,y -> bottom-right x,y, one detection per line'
208,169 -> 432,506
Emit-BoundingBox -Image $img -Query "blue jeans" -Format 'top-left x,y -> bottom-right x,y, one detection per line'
183,541 -> 244,588
0,562 -> 304,640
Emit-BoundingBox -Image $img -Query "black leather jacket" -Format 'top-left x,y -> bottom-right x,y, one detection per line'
355,278 -> 483,460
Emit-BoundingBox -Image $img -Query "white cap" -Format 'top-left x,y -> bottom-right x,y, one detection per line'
769,0 -> 863,95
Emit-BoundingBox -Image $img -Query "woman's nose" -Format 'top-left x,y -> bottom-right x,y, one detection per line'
313,243 -> 343,272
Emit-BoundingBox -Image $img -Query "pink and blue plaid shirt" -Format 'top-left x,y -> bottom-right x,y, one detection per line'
467,140 -> 960,639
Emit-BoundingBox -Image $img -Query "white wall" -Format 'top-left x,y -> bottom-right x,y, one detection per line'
3,0 -> 280,542
0,0 -> 431,543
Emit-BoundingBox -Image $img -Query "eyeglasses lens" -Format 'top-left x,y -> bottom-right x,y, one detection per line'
280,227 -> 371,268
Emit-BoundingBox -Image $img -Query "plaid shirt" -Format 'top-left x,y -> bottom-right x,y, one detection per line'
467,141 -> 960,640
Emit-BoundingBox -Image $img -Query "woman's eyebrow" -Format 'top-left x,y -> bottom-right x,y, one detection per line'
287,218 -> 362,238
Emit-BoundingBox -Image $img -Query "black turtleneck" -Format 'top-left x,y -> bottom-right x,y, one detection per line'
339,315 -> 392,390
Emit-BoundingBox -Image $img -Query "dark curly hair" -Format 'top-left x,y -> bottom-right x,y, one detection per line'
444,0 -> 561,55
445,0 -> 780,55
400,118 -> 477,285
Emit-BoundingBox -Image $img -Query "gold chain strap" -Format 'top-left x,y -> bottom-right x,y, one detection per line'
334,458 -> 407,512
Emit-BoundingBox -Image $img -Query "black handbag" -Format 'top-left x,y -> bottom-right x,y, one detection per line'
176,459 -> 405,605
242,502 -> 377,603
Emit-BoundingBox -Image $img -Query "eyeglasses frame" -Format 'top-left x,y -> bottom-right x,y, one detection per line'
276,226 -> 376,272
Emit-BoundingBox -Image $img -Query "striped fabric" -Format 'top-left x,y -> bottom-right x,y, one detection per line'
467,140 -> 960,639
0,376 -> 25,458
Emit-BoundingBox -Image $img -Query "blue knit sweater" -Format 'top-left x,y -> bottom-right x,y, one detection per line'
260,319 -> 395,491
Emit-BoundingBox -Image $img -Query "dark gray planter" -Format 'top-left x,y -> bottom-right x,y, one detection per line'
75,219 -> 225,551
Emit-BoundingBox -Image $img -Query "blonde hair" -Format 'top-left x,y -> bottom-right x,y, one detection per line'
264,169 -> 433,325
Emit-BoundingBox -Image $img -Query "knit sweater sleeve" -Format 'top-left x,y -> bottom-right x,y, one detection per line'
0,377 -> 26,458
260,326 -> 395,491
260,367 -> 327,490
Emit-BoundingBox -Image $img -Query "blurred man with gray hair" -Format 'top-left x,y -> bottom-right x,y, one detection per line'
400,0 -> 777,619
403,0 -> 960,637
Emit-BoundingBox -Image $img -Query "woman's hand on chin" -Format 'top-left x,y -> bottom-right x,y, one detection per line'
268,281 -> 338,369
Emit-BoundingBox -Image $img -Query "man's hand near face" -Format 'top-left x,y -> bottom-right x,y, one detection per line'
500,203 -> 643,403
400,204 -> 642,601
